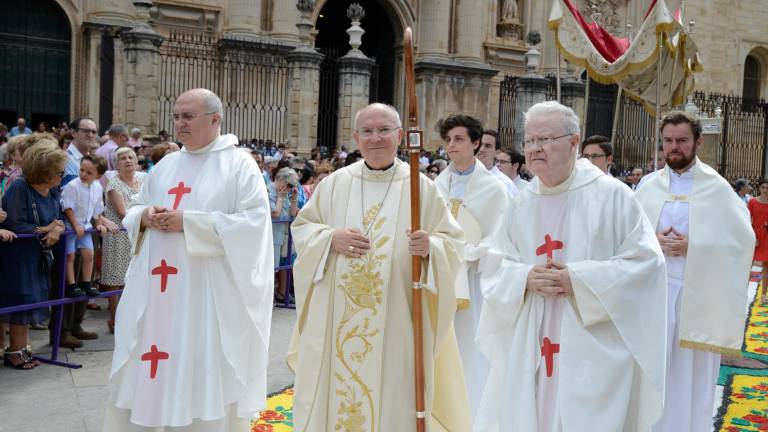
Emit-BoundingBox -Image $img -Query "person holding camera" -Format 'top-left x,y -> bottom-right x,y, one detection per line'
0,139 -> 67,370
270,166 -> 300,303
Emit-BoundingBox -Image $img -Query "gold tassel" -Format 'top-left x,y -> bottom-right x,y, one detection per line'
679,339 -> 742,358
456,299 -> 470,311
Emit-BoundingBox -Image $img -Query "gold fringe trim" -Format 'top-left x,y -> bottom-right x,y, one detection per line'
456,299 -> 470,311
679,339 -> 743,358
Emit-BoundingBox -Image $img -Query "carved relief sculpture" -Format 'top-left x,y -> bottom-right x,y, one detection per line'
497,0 -> 523,40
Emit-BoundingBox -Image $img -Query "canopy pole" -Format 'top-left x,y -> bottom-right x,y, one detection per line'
653,33 -> 664,172
582,74 -> 590,136
556,45 -> 562,103
610,87 -> 623,151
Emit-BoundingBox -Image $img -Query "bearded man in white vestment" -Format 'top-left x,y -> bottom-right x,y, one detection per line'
635,111 -> 755,432
434,114 -> 508,418
288,103 -> 472,432
103,89 -> 274,431
475,101 -> 667,432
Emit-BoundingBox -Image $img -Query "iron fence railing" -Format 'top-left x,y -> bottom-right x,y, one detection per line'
499,77 -> 768,184
157,30 -> 290,145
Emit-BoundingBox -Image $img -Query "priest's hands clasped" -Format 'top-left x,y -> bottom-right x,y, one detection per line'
526,258 -> 572,297
657,227 -> 688,257
141,206 -> 184,233
332,228 -> 371,258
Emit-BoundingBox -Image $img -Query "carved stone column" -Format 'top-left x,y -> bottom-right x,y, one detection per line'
225,0 -> 262,37
337,56 -> 374,150
454,0 -> 485,63
271,0 -> 303,44
418,0 -> 451,60
286,50 -> 323,155
512,35 -> 548,151
85,25 -> 104,126
122,3 -> 164,134
286,0 -> 323,155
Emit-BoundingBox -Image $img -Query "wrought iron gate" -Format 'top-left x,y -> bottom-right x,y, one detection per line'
497,74 -> 557,149
610,92 -> 767,183
0,0 -> 71,128
157,31 -> 290,144
317,46 -> 342,150
499,77 -> 768,184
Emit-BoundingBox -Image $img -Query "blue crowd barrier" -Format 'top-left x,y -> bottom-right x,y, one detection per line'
0,219 -> 297,368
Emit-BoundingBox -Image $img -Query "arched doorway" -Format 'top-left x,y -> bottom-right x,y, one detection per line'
315,0 -> 398,150
0,0 -> 71,130
743,51 -> 766,103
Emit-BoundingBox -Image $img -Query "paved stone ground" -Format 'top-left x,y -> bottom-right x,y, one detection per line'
0,299 -> 295,432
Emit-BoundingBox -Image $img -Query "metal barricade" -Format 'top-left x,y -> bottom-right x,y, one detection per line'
0,229 -> 123,369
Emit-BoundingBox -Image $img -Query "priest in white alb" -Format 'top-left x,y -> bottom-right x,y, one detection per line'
475,101 -> 667,432
434,113 -> 508,418
636,111 -> 755,432
103,88 -> 274,431
288,103 -> 472,431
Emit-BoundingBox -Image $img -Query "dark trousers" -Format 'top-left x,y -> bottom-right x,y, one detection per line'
48,245 -> 86,342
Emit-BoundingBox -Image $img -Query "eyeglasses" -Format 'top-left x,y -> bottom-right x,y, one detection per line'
77,128 -> 98,135
581,153 -> 607,160
523,133 -> 572,149
495,159 -> 512,165
357,126 -> 399,138
169,111 -> 216,122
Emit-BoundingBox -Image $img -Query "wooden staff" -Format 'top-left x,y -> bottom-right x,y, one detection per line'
404,27 -> 426,432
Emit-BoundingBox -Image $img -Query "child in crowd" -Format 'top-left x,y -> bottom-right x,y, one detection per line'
61,155 -> 117,297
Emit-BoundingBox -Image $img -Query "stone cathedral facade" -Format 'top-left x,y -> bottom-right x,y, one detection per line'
3,0 -> 766,152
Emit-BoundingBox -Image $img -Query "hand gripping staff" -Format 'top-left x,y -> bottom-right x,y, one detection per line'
404,27 -> 426,432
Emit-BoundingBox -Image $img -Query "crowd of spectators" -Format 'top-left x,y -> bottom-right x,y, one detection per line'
1,115 -> 761,369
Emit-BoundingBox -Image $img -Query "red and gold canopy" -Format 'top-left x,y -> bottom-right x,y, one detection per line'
549,0 -> 702,114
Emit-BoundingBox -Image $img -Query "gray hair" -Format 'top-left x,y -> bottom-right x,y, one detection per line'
353,103 -> 402,130
108,124 -> 128,137
130,127 -> 141,136
433,159 -> 448,172
275,167 -> 295,183
524,101 -> 581,136
198,88 -> 224,119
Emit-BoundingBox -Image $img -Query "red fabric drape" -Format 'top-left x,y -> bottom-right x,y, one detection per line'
561,0 -> 659,63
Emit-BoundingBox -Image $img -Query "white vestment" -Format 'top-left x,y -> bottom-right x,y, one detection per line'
513,175 -> 529,191
476,159 -> 667,432
104,135 -> 274,431
490,165 -> 519,196
288,160 -> 472,432
434,160 -> 508,418
636,160 -> 755,431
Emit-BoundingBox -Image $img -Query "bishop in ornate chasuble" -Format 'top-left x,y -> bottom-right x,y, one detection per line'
289,158 -> 470,432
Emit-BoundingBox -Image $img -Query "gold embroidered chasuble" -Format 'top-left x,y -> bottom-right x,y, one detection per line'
288,160 -> 471,432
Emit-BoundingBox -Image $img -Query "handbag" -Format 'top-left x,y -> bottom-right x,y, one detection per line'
27,186 -> 55,274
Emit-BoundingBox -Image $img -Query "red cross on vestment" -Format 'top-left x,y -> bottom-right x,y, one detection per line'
536,234 -> 564,260
151,259 -> 178,293
141,344 -> 169,379
167,181 -> 192,210
541,337 -> 560,378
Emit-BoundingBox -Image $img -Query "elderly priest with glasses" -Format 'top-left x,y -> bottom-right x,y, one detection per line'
474,101 -> 667,432
288,102 -> 471,431
103,88 -> 274,431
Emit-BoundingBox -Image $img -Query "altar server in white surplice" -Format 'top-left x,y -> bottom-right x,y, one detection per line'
433,113 -> 508,418
475,101 -> 667,432
103,88 -> 274,431
636,111 -> 755,432
288,103 -> 472,432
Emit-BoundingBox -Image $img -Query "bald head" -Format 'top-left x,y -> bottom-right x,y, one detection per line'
173,88 -> 223,150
